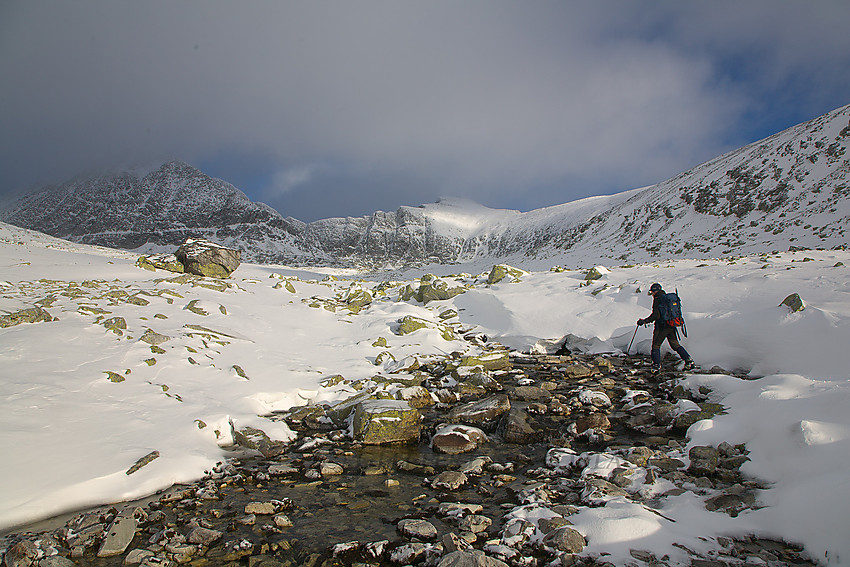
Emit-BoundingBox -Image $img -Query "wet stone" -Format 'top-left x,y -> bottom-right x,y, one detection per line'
398,518 -> 438,540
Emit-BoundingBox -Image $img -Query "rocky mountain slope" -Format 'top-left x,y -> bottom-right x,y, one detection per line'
2,104 -> 848,268
0,161 -> 312,264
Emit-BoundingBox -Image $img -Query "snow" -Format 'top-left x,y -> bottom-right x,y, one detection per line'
2,221 -> 850,565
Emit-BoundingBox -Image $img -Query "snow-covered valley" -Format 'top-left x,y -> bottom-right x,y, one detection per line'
2,221 -> 849,565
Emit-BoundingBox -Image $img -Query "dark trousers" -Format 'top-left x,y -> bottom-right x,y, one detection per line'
651,324 -> 690,366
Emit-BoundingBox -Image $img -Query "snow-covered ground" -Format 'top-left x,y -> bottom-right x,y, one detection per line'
2,221 -> 849,565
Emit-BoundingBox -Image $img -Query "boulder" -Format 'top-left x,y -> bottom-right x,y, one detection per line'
396,315 -> 456,341
0,307 -> 54,328
583,266 -> 609,283
487,264 -> 527,285
187,526 -> 223,546
401,274 -> 468,304
499,408 -> 537,444
397,518 -> 438,540
175,238 -> 241,278
97,508 -> 141,557
780,292 -> 805,313
432,424 -> 488,454
136,253 -> 184,274
351,399 -> 422,445
539,526 -> 586,554
452,352 -> 511,372
432,470 -> 468,490
438,550 -> 510,567
688,445 -> 720,476
447,394 -> 512,427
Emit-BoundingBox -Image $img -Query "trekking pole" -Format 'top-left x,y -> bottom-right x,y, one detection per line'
626,324 -> 639,355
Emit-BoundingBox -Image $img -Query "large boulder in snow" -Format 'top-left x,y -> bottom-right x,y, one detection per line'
487,264 -> 527,285
351,399 -> 422,445
400,274 -> 469,304
0,306 -> 54,328
176,238 -> 241,278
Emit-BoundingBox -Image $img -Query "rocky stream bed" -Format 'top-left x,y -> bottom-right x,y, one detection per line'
1,347 -> 818,567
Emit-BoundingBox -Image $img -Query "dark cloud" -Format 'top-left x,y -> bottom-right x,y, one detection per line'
2,1 -> 849,220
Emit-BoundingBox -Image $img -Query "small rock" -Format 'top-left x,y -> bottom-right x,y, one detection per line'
432,425 -> 488,454
245,501 -> 277,515
539,526 -> 587,554
432,471 -> 468,491
442,532 -> 472,553
438,550 -> 510,567
458,515 -> 492,533
186,526 -> 223,546
397,518 -> 438,540
319,461 -> 344,476
447,394 -> 512,426
511,386 -> 552,402
4,541 -> 38,567
688,446 -> 720,476
572,413 -> 610,435
499,408 -> 537,444
37,558 -> 76,567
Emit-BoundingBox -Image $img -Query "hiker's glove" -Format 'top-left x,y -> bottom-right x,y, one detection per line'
637,318 -> 645,326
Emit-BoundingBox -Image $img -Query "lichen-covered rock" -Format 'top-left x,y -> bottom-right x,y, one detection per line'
176,238 -> 241,278
583,265 -> 610,282
780,292 -> 805,312
136,253 -> 184,273
140,328 -> 170,345
487,264 -> 527,285
450,352 -> 511,373
396,315 -> 455,341
401,274 -> 469,304
351,399 -> 421,445
125,451 -> 160,475
102,316 -> 127,335
343,285 -> 373,313
397,315 -> 429,335
0,306 -> 54,328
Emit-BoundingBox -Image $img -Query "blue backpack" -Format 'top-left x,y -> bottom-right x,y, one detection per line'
657,292 -> 684,328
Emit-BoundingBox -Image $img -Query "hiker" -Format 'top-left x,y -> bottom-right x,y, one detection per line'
637,282 -> 695,372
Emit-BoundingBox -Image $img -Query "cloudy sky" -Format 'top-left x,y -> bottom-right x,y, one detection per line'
2,1 -> 849,222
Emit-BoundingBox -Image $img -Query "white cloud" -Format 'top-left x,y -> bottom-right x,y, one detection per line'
267,165 -> 319,198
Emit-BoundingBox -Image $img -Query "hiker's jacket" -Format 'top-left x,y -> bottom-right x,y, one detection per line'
644,292 -> 665,327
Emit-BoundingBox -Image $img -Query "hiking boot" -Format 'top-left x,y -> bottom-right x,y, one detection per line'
650,364 -> 661,374
683,359 -> 696,370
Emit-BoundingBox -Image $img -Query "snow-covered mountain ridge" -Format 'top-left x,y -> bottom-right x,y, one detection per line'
2,103 -> 848,268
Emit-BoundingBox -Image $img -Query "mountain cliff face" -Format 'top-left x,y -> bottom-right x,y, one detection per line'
2,104 -> 848,268
0,161 -> 310,263
299,102 -> 848,267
